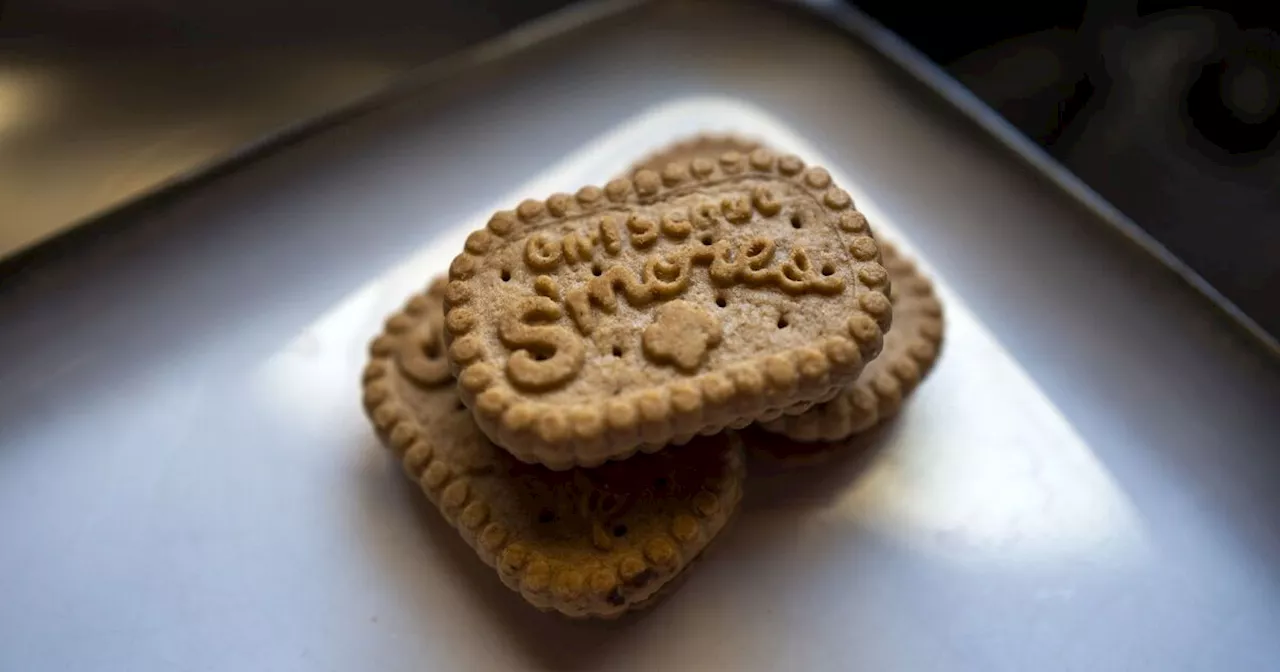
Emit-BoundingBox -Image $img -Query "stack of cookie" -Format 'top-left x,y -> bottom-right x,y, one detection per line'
361,135 -> 945,618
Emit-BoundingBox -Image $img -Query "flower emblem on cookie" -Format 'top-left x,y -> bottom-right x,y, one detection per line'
642,300 -> 722,372
397,321 -> 452,387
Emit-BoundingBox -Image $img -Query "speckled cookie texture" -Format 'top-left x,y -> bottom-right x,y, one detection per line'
363,278 -> 745,618
759,240 -> 944,447
443,151 -> 892,469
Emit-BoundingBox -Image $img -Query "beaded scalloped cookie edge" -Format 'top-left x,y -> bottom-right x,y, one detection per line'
440,151 -> 892,469
626,132 -> 762,176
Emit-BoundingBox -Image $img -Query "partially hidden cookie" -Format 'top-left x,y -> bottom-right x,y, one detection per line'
444,152 -> 892,468
363,278 -> 746,618
627,133 -> 761,176
758,240 -> 944,450
738,423 -> 887,469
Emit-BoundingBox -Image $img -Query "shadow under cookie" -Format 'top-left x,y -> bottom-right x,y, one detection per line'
740,422 -> 897,514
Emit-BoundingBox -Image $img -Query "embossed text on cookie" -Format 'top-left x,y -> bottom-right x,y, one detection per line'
445,151 -> 892,467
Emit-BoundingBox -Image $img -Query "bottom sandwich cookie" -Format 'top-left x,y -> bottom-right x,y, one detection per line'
362,278 -> 745,618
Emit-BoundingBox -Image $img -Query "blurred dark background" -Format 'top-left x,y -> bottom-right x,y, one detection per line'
856,0 -> 1279,342
0,0 -> 1275,339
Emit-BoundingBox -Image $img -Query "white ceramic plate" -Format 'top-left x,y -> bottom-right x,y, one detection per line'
253,98 -> 1147,669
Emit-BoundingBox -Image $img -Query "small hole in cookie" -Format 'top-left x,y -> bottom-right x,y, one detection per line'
612,524 -> 628,537
821,264 -> 835,276
422,339 -> 441,358
537,509 -> 555,524
747,240 -> 767,256
455,400 -> 467,411
715,294 -> 728,308
777,316 -> 789,329
700,233 -> 714,245
591,264 -> 603,277
611,345 -> 623,357
790,213 -> 803,229
534,352 -> 549,361
500,269 -> 511,282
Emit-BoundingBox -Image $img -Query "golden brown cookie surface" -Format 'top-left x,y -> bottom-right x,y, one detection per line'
444,152 -> 890,468
760,241 -> 944,447
363,279 -> 745,618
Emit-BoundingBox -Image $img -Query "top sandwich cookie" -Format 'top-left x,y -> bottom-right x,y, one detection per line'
443,151 -> 892,469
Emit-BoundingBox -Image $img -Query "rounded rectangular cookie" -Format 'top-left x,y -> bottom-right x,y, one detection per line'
363,279 -> 745,618
444,151 -> 891,468
631,135 -> 945,458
